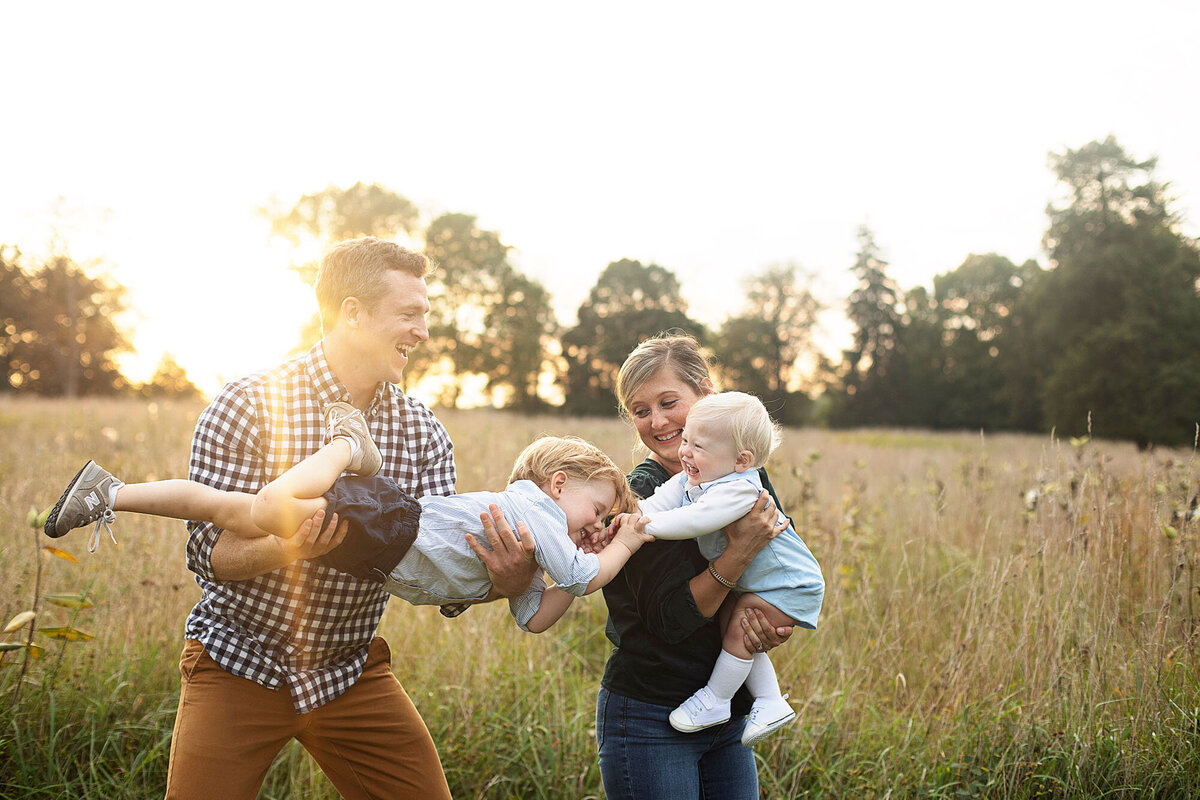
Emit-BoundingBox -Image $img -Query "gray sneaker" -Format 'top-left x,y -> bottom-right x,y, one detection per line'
43,460 -> 125,551
324,402 -> 382,477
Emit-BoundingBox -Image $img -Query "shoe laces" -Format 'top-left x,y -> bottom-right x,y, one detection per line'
679,688 -> 718,718
748,693 -> 790,725
87,508 -> 118,553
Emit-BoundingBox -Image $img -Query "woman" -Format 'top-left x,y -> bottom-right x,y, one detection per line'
596,333 -> 795,799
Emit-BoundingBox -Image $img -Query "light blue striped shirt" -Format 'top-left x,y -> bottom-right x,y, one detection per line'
381,480 -> 601,631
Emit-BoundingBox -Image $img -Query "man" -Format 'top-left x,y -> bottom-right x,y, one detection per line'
166,237 -> 538,799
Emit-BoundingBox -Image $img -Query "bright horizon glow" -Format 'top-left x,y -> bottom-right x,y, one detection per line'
2,2 -> 1198,401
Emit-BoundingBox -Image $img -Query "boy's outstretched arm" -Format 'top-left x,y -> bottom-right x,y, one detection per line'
525,514 -> 654,633
523,584 -> 575,633
583,512 -> 653,594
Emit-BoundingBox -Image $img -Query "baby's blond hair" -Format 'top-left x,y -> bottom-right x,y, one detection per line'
685,392 -> 781,469
508,435 -> 636,514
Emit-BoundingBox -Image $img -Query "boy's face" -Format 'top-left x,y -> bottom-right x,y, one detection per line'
553,479 -> 617,546
678,417 -> 745,487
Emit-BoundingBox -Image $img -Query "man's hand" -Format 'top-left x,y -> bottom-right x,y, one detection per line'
278,510 -> 349,563
212,510 -> 348,581
466,503 -> 538,598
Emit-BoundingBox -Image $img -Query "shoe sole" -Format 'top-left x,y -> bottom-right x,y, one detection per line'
43,460 -> 96,538
669,712 -> 731,733
741,710 -> 797,747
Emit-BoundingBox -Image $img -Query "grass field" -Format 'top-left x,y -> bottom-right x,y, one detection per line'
2,398 -> 1198,799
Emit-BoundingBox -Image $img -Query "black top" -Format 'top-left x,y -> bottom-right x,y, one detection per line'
599,458 -> 786,713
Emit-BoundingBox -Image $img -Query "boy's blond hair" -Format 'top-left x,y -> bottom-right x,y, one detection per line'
685,392 -> 781,469
508,435 -> 636,514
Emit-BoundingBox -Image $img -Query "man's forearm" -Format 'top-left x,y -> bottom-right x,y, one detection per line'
210,530 -> 289,581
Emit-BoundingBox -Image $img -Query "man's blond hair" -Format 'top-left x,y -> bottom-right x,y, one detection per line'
685,391 -> 781,469
508,435 -> 636,514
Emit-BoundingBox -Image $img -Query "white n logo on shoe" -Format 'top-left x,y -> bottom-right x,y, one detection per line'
84,492 -> 101,510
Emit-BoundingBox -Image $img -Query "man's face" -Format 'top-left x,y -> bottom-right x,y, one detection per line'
353,271 -> 430,384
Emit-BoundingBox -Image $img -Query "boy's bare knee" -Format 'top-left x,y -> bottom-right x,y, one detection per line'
251,490 -> 280,532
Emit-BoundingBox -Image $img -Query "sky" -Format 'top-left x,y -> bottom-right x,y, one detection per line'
2,1 -> 1198,398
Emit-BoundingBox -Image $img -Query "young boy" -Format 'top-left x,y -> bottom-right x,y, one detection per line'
630,391 -> 825,746
44,403 -> 650,634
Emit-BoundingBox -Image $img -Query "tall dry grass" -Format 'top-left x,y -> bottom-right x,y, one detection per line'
1,398 -> 1198,799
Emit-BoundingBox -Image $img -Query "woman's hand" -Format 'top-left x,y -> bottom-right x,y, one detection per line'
722,490 -> 788,562
739,606 -> 793,654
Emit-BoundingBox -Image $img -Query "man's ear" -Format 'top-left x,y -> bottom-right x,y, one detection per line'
340,296 -> 361,329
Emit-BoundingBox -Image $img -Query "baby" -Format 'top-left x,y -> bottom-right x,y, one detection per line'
44,403 -> 649,633
631,391 -> 824,746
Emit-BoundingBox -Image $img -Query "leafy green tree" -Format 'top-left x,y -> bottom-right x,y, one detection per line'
264,183 -> 421,352
139,353 -> 203,400
829,226 -> 907,426
486,271 -> 559,411
560,259 -> 704,416
932,254 -> 1041,429
1,246 -> 130,396
1033,137 -> 1200,446
712,265 -> 820,425
416,213 -> 514,405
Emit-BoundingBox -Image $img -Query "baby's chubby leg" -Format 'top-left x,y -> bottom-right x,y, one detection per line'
722,593 -> 796,659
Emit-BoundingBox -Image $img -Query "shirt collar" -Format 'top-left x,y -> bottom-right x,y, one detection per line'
304,341 -> 399,418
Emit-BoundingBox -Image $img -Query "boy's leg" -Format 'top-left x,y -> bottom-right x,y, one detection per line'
249,441 -> 350,538
298,637 -> 452,800
115,480 -> 263,536
165,640 -> 301,800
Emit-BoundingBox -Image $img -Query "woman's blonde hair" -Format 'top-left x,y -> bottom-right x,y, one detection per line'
685,391 -> 781,469
615,332 -> 713,420
508,435 -> 636,513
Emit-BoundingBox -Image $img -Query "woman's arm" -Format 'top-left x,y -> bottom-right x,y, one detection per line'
686,489 -> 789,619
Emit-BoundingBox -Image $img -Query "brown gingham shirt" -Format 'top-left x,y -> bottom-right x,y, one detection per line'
184,342 -> 456,714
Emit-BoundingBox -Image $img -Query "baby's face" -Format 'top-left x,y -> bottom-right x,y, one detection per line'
678,418 -> 743,486
554,479 -> 617,546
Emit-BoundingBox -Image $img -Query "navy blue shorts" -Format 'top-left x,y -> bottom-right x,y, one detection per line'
314,475 -> 421,583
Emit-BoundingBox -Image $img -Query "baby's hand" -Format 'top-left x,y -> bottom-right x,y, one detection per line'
580,517 -> 618,554
616,512 -> 654,546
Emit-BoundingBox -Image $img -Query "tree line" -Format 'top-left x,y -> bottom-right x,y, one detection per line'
3,136 -> 1198,447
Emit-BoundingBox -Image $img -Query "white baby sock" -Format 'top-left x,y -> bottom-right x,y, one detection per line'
744,652 -> 784,700
706,650 -> 754,701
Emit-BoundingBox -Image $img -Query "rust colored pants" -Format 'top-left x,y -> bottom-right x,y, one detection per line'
164,637 -> 451,800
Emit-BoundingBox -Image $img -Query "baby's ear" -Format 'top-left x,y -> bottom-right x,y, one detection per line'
736,450 -> 755,471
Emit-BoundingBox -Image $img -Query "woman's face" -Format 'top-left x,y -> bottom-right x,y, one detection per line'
625,367 -> 710,472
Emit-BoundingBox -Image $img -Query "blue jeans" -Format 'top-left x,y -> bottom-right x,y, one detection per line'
596,688 -> 759,800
